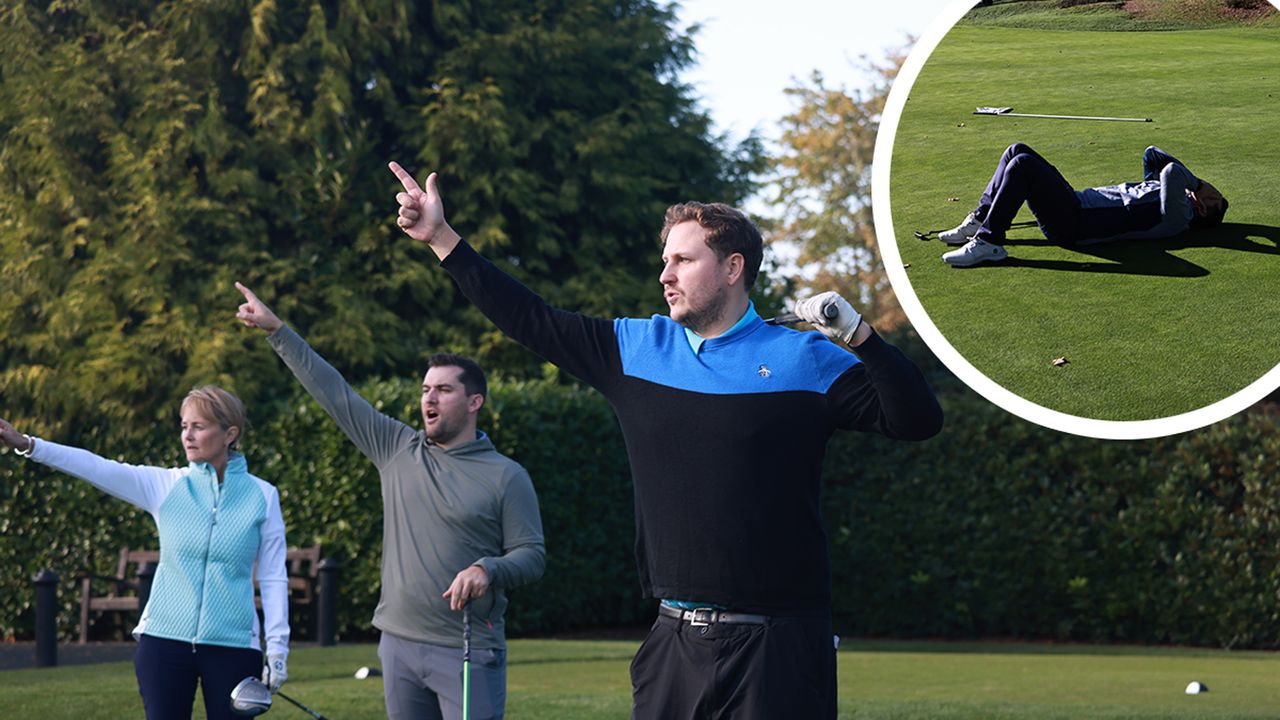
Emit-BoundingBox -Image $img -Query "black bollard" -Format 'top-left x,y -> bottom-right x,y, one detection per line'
136,561 -> 157,613
33,569 -> 59,668
317,558 -> 340,647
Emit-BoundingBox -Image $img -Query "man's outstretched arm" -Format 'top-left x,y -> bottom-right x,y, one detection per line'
387,162 -> 622,392
235,283 -> 414,467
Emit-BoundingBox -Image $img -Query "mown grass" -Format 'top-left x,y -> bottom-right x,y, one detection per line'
888,23 -> 1280,420
1,640 -> 1278,719
960,0 -> 1280,32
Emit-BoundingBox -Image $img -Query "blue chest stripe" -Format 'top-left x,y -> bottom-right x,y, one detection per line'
615,315 -> 859,395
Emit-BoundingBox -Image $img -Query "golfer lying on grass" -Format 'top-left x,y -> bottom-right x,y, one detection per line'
939,143 -> 1228,267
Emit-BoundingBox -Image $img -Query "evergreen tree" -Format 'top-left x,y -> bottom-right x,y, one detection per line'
0,0 -> 763,441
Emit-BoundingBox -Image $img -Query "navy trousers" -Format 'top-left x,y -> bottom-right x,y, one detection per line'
973,143 -> 1079,244
134,634 -> 262,720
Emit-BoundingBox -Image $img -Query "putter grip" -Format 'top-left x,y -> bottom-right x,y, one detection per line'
463,605 -> 471,662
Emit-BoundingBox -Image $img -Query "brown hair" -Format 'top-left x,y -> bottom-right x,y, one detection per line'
181,385 -> 249,451
660,202 -> 764,290
427,353 -> 487,399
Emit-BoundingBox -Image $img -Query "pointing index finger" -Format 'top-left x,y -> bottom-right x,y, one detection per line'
388,161 -> 423,194
234,281 -> 259,303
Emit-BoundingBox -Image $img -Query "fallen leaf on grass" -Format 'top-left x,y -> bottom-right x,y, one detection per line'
1052,356 -> 1069,367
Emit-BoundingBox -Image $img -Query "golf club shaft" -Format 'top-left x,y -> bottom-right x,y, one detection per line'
463,604 -> 472,720
765,303 -> 839,326
278,691 -> 329,720
916,219 -> 1038,239
977,111 -> 1151,122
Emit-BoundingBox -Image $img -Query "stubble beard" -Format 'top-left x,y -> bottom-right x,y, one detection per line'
675,290 -> 728,336
425,414 -> 462,447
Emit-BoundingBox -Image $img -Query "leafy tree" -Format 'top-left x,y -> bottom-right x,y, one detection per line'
0,0 -> 763,442
767,43 -> 908,329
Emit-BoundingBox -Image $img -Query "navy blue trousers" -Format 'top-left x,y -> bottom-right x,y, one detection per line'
973,144 -> 1191,245
973,143 -> 1079,244
135,634 -> 262,720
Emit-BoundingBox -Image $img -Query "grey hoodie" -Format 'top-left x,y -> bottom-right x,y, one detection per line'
269,325 -> 544,649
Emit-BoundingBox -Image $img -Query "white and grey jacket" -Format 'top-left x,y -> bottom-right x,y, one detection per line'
27,440 -> 290,656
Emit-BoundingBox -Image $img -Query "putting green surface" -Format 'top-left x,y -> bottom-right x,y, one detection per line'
1,640 -> 1277,718
888,24 -> 1280,420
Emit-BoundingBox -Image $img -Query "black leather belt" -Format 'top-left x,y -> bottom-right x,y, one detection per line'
658,603 -> 769,626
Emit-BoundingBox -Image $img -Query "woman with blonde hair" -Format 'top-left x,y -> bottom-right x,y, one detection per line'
1,385 -> 290,720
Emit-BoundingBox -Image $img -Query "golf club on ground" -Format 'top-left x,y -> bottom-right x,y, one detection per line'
463,604 -> 472,720
973,106 -> 1152,122
764,302 -> 839,326
230,677 -> 333,720
914,220 -> 1037,241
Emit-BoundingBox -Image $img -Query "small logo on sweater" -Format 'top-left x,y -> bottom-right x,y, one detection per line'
757,364 -> 771,378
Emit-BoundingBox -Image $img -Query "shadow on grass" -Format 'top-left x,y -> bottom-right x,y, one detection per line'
969,222 -> 1280,276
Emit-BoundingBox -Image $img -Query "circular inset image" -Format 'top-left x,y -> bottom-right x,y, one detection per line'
874,0 -> 1280,439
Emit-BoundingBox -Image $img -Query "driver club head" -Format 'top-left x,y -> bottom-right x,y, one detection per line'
230,676 -> 273,716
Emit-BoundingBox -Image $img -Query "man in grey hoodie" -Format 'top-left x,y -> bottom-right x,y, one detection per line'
939,143 -> 1228,267
235,283 -> 544,720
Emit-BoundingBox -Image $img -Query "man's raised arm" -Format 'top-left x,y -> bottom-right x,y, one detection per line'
235,282 -> 414,467
385,162 -> 621,392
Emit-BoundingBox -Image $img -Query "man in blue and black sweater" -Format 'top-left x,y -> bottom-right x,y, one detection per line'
389,161 -> 943,719
939,143 -> 1228,267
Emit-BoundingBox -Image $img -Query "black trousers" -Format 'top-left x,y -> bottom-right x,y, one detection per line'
630,613 -> 837,720
135,634 -> 263,720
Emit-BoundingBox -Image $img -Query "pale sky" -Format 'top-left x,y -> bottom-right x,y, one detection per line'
675,0 -> 955,143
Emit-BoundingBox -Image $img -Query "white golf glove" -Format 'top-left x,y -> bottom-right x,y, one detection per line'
793,291 -> 862,344
263,653 -> 288,693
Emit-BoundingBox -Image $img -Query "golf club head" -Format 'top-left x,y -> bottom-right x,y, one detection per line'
230,676 -> 273,716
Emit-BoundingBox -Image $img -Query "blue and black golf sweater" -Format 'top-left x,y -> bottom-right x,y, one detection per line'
443,240 -> 943,614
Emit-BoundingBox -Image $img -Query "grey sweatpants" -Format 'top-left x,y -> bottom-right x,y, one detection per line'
378,632 -> 506,720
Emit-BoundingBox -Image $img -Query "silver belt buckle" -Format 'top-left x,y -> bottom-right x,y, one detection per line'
687,607 -> 716,627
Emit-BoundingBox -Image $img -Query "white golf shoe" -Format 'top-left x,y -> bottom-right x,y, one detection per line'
942,238 -> 1008,267
937,212 -> 983,245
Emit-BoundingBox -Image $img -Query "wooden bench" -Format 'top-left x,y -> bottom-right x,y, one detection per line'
78,545 -> 323,643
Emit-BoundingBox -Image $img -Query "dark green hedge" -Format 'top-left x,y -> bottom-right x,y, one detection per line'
824,388 -> 1280,649
3,354 -> 1279,648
